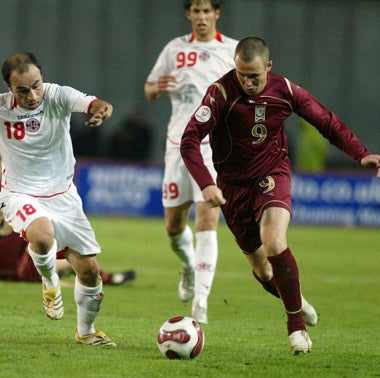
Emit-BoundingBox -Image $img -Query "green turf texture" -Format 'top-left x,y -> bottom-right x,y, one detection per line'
0,217 -> 379,377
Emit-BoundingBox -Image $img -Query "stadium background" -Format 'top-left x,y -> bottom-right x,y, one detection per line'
0,0 -> 379,224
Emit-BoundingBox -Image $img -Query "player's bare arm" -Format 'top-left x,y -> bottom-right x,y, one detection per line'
202,185 -> 226,208
144,75 -> 177,101
86,99 -> 113,127
361,154 -> 380,177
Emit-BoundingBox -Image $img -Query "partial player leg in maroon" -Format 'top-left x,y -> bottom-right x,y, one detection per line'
268,248 -> 305,334
17,253 -> 42,282
0,233 -> 40,282
252,270 -> 280,298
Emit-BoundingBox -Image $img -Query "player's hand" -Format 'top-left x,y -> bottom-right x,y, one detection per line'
86,102 -> 113,127
157,75 -> 177,93
202,185 -> 226,208
361,154 -> 380,177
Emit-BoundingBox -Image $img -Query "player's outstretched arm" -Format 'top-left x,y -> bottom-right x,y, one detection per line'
361,154 -> 380,177
202,185 -> 226,208
86,99 -> 113,127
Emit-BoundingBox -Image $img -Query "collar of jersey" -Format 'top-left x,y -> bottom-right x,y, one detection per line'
189,31 -> 223,43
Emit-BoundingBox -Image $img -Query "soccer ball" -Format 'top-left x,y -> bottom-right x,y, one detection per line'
157,316 -> 205,359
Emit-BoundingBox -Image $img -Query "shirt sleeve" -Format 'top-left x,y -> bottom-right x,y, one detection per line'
181,83 -> 226,189
290,80 -> 369,162
146,42 -> 172,83
45,83 -> 97,114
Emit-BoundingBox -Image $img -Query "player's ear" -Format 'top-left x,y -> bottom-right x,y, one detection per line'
266,60 -> 273,72
186,10 -> 191,20
215,9 -> 221,20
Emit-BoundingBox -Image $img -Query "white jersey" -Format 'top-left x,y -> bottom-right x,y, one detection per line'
0,83 -> 97,196
146,32 -> 238,146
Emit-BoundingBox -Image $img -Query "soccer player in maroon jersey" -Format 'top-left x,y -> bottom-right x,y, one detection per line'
180,36 -> 380,354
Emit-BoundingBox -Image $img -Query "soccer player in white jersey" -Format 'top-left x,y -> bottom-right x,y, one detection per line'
144,0 -> 238,323
0,52 -> 116,346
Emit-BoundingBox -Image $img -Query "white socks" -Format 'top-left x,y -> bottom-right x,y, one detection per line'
28,239 -> 59,288
74,277 -> 103,337
170,225 -> 195,268
194,230 -> 218,302
170,227 -> 218,303
29,238 -> 103,337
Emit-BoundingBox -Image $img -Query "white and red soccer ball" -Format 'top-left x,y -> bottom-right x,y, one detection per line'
157,316 -> 205,359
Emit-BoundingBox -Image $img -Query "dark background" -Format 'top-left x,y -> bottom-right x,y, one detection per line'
1,0 -> 378,167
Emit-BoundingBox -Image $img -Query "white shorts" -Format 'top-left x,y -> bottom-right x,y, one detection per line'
162,144 -> 217,207
0,184 -> 100,255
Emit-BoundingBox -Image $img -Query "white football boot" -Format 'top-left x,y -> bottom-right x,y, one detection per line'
42,283 -> 64,320
178,265 -> 194,302
301,296 -> 318,326
289,330 -> 312,355
192,298 -> 208,324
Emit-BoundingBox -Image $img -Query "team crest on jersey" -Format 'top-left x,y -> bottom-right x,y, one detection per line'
195,105 -> 211,123
255,105 -> 266,122
199,50 -> 211,61
25,118 -> 40,132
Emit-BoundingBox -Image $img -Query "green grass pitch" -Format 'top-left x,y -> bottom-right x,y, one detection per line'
0,217 -> 379,377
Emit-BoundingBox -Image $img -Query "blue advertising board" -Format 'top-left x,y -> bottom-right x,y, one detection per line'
76,162 -> 164,216
291,172 -> 380,227
75,162 -> 380,227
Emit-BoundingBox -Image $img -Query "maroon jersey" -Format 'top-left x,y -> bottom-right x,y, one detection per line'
181,69 -> 369,189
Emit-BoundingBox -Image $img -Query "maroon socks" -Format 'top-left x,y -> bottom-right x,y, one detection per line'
252,270 -> 280,298
268,248 -> 305,334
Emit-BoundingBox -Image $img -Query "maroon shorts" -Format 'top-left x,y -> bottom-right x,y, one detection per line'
218,164 -> 292,254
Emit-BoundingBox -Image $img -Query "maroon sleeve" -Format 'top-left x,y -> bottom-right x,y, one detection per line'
181,84 -> 225,189
290,81 -> 369,162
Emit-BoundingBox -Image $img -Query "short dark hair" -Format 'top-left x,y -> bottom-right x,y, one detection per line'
235,36 -> 270,63
2,52 -> 42,85
183,0 -> 223,11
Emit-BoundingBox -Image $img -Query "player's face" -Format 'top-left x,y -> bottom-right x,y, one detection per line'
186,0 -> 220,41
7,64 -> 44,110
235,55 -> 272,97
